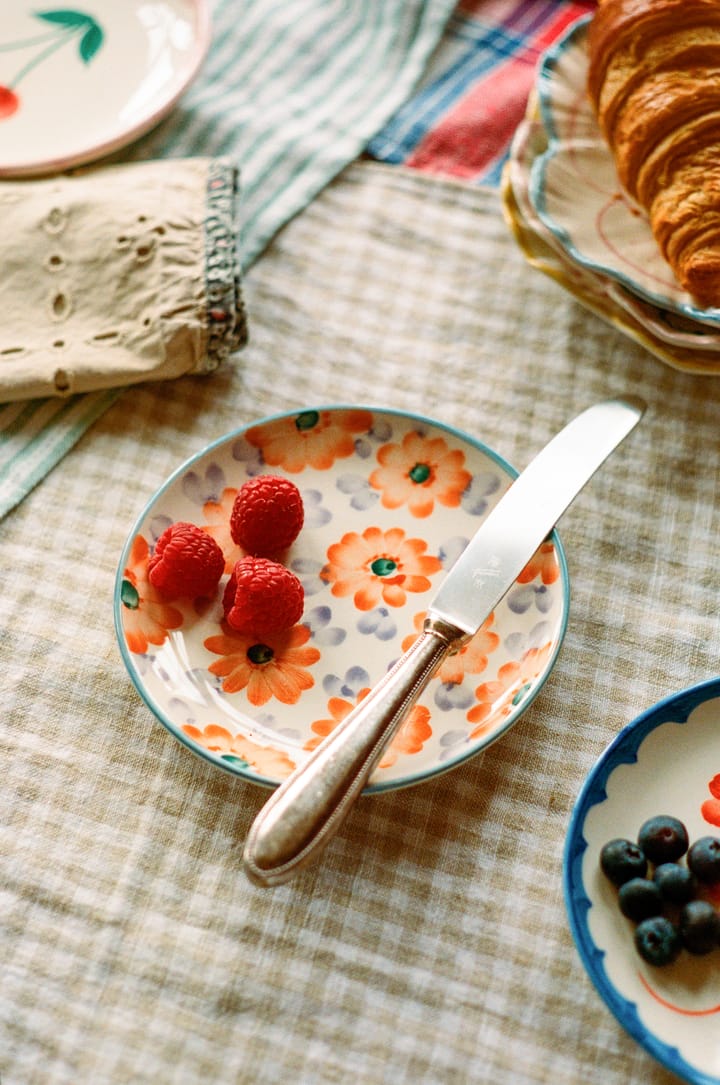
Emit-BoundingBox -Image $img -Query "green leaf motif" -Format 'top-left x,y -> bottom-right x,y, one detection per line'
79,22 -> 103,63
35,9 -> 93,27
35,9 -> 104,64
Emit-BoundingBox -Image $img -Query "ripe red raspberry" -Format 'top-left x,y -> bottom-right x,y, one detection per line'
148,521 -> 225,599
230,475 -> 304,556
222,556 -> 304,638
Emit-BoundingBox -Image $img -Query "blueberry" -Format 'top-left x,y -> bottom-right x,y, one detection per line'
679,900 -> 720,955
634,916 -> 681,966
618,877 -> 663,922
687,836 -> 720,883
600,838 -> 648,886
653,862 -> 697,904
637,815 -> 689,864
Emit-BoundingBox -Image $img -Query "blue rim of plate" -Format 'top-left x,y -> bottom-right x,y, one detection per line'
113,404 -> 570,794
563,676 -> 720,1085
530,16 -> 720,329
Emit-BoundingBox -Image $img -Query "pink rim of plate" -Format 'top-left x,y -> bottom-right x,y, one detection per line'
0,0 -> 211,177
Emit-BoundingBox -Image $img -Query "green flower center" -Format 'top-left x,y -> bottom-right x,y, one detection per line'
247,643 -> 274,665
121,579 -> 140,609
409,462 -> 431,484
371,557 -> 397,577
295,410 -> 320,432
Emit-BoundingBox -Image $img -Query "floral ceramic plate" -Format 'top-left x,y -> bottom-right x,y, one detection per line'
530,17 -> 720,328
0,1 -> 210,176
114,406 -> 570,793
565,679 -> 720,1084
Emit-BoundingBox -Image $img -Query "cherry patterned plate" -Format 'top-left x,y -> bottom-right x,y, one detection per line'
0,1 -> 210,176
565,679 -> 720,1084
114,406 -> 570,793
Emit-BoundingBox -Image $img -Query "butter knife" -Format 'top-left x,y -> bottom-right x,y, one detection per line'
243,396 -> 646,887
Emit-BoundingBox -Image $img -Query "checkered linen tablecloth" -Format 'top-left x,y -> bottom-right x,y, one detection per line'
3,159 -> 715,1085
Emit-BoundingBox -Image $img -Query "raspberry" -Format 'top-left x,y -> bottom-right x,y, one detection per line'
222,556 -> 304,638
148,521 -> 225,599
230,475 -> 304,556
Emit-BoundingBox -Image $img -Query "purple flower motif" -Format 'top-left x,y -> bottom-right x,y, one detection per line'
301,488 -> 331,528
304,605 -> 345,647
461,469 -> 503,517
439,729 -> 471,761
323,666 -> 370,700
231,436 -> 264,474
147,513 -> 173,548
438,535 -> 468,570
288,556 -> 326,597
434,682 -> 474,712
354,416 -> 393,460
182,462 -> 226,505
506,582 -> 555,616
336,472 -> 379,512
356,606 -> 397,641
505,620 -> 554,657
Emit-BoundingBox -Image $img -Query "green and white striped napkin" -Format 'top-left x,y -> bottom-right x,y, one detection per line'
0,0 -> 455,518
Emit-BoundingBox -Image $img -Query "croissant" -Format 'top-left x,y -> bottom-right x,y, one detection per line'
587,0 -> 720,308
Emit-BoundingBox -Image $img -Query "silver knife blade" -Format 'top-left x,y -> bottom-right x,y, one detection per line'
429,395 -> 646,636
243,396 -> 646,886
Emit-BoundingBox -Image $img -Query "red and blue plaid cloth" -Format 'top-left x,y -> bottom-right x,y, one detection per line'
367,0 -> 595,186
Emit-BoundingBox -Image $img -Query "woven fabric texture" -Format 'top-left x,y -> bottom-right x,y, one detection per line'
2,161 -> 710,1085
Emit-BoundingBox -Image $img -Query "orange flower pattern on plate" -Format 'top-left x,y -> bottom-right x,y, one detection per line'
120,534 -> 184,654
322,525 -> 442,610
369,430 -> 472,518
181,723 -> 296,778
307,690 -> 432,770
204,622 -> 321,705
116,409 -> 568,790
402,610 -> 500,685
246,408 -> 373,472
517,540 -> 561,585
467,642 -> 554,736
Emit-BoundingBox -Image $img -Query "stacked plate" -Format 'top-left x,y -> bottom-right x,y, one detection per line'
501,16 -> 720,376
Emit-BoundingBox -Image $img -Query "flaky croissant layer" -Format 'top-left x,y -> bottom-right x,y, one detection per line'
587,0 -> 720,308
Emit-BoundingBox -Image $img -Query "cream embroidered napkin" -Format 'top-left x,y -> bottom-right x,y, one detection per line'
0,157 -> 246,402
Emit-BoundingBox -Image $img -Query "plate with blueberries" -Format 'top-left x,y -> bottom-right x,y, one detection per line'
564,678 -> 720,1085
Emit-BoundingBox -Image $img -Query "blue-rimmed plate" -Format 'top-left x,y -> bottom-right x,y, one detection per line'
114,406 -> 569,793
529,17 -> 720,329
565,678 -> 720,1084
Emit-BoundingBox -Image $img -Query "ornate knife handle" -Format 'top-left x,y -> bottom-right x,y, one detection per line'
243,616 -> 467,887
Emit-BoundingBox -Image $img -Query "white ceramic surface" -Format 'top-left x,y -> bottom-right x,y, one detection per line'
114,406 -> 569,793
530,17 -> 720,329
0,1 -> 210,175
565,680 -> 720,1084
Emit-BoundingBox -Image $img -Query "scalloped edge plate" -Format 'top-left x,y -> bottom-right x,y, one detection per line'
502,112 -> 720,374
114,405 -> 570,794
530,16 -> 720,329
565,678 -> 720,1084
